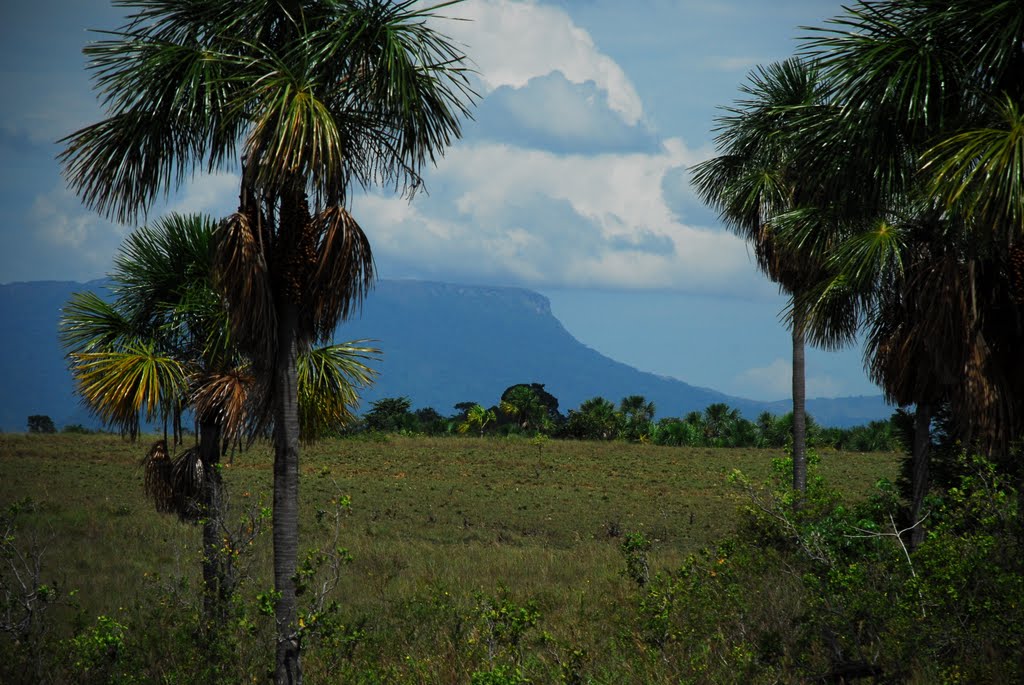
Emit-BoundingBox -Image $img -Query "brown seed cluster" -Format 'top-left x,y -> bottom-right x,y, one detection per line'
275,195 -> 319,308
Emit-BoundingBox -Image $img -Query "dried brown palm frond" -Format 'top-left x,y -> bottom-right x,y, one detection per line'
214,210 -> 275,360
142,440 -> 175,514
303,206 -> 375,344
868,249 -> 1023,454
171,447 -> 205,522
191,367 -> 254,446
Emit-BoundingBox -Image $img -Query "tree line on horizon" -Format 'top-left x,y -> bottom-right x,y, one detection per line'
23,383 -> 898,453
350,383 -> 899,452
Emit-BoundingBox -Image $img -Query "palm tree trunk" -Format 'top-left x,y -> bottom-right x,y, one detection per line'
909,403 -> 931,551
792,308 -> 808,494
273,301 -> 303,685
199,416 -> 227,622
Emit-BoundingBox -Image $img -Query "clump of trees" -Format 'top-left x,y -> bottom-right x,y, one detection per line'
349,384 -> 899,452
26,416 -> 56,434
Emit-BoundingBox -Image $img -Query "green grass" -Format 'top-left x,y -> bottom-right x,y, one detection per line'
0,433 -> 899,683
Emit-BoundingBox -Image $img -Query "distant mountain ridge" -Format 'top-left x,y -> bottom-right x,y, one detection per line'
0,278 -> 892,431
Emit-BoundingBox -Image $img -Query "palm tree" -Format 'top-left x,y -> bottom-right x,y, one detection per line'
702,403 -> 742,447
58,3 -> 473,680
618,395 -> 655,442
794,0 -> 1024,541
691,59 -> 835,492
60,213 -> 378,619
457,403 -> 496,437
500,385 -> 545,432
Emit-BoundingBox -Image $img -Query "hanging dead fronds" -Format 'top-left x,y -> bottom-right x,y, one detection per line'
142,440 -> 175,514
303,206 -> 375,344
171,447 -> 205,522
191,367 -> 254,446
214,210 -> 276,360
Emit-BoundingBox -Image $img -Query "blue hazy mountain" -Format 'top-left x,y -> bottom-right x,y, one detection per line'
0,278 -> 891,431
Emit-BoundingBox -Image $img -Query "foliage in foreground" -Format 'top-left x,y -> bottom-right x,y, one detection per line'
1,436 -> 1017,684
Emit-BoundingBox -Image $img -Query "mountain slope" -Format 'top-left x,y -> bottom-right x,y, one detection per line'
0,278 -> 890,431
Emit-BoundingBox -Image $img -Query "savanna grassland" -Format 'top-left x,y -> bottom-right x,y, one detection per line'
1,433 -> 904,683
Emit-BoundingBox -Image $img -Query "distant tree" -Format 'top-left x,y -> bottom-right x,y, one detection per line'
500,385 -> 547,433
26,416 -> 56,434
653,417 -> 699,447
564,397 -> 620,441
453,401 -> 477,419
499,383 -> 562,432
414,407 -> 448,436
763,412 -> 820,450
458,404 -> 496,437
365,397 -> 415,433
724,417 -> 759,448
702,403 -> 742,446
619,395 -> 656,442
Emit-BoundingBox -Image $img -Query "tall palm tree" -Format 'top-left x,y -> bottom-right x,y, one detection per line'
691,59 -> 835,493
60,213 -> 378,618
58,3 -> 473,680
794,0 -> 1024,539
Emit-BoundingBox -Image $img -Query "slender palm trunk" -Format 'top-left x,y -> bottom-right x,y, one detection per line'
273,301 -> 302,685
198,417 -> 227,621
792,308 -> 808,494
909,403 -> 931,551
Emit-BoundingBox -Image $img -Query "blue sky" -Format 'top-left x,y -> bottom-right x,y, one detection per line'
0,0 -> 878,402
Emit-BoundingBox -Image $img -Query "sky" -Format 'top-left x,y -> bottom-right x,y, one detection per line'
0,0 -> 879,403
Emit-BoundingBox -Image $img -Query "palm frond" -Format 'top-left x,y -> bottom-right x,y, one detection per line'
297,340 -> 380,441
171,446 -> 205,522
214,211 -> 276,360
303,206 -> 375,343
60,291 -> 136,354
827,219 -> 907,290
142,439 -> 175,513
191,367 -> 254,444
69,343 -> 188,438
922,95 -> 1024,234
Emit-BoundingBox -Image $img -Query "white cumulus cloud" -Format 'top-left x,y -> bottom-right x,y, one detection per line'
354,137 -> 762,292
437,0 -> 644,125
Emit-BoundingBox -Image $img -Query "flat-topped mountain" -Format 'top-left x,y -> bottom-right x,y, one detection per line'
0,278 -> 891,431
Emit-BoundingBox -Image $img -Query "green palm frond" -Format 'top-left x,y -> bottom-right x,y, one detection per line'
827,219 -> 907,290
791,274 -> 863,352
806,1 -> 956,133
60,291 -> 137,353
69,342 -> 188,437
60,4 -> 248,222
241,45 -> 348,197
922,96 -> 1024,232
297,340 -> 380,441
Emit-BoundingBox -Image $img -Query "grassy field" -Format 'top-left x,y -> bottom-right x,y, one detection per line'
0,433 -> 899,683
